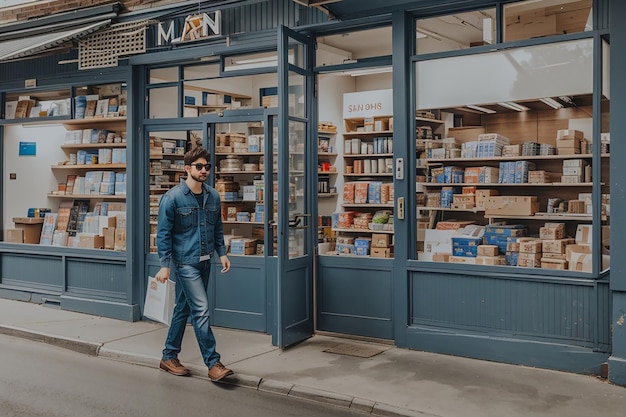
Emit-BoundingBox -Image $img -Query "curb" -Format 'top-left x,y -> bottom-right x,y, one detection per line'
0,324 -> 437,417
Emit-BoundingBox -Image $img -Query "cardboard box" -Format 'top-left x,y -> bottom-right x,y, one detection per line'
424,229 -> 456,254
78,234 -> 104,249
541,258 -> 568,270
539,226 -> 565,240
542,238 -> 574,254
475,255 -> 507,265
477,245 -> 499,257
103,227 -> 116,250
4,228 -> 24,243
114,228 -> 126,251
475,189 -> 499,209
519,239 -> 542,253
557,129 -> 584,140
431,253 -> 450,262
484,196 -> 539,216
576,224 -> 592,245
12,217 -> 44,244
449,255 -> 476,264
566,244 -> 592,272
370,246 -> 393,258
230,238 -> 257,255
371,233 -> 391,248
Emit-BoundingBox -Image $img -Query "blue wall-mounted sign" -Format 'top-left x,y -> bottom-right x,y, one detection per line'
19,141 -> 36,156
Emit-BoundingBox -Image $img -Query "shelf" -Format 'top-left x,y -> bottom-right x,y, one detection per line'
417,206 -> 485,213
343,130 -> 393,137
344,173 -> 393,177
318,171 -> 338,175
217,170 -> 264,175
486,213 -> 594,221
150,153 -> 184,159
344,153 -> 393,158
215,152 -> 264,156
420,182 -> 595,187
416,116 -> 444,125
425,153 -> 609,163
185,104 -> 229,110
62,117 -> 127,130
47,193 -> 126,200
61,143 -> 126,150
332,228 -> 394,234
342,204 -> 394,208
51,163 -> 126,170
318,130 -> 337,135
318,193 -> 338,198
222,221 -> 264,225
318,152 -> 338,157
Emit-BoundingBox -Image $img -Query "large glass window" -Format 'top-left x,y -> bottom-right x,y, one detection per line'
504,0 -> 593,42
414,37 -> 608,274
416,8 -> 496,55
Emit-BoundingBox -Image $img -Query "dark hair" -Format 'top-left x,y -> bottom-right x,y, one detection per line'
184,146 -> 210,166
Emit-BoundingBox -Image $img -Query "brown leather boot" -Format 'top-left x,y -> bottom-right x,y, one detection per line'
208,361 -> 234,381
160,358 -> 190,376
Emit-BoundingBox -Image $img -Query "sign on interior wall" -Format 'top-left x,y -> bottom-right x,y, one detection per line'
19,141 -> 36,156
343,89 -> 393,119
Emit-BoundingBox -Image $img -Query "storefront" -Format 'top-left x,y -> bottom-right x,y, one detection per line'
1,0 -> 625,386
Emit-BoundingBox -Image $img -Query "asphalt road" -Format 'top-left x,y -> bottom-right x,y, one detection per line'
0,334 -> 365,417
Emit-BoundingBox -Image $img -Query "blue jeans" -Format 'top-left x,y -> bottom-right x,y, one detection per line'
162,261 -> 221,368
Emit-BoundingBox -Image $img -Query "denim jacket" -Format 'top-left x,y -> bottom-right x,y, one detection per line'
157,181 -> 227,268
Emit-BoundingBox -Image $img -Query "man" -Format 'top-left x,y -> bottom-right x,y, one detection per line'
155,145 -> 233,382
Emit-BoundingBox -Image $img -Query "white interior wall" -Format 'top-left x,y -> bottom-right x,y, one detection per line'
3,124 -> 66,228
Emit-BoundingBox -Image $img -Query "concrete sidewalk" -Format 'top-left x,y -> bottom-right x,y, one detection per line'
0,298 -> 624,417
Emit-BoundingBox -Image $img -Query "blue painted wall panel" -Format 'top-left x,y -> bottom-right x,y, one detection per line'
0,253 -> 62,293
411,271 -> 610,347
65,259 -> 127,301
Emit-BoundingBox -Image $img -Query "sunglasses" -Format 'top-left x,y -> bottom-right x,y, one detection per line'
191,163 -> 212,171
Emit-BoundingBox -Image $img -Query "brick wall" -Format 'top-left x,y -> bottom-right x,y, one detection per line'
0,0 -> 185,23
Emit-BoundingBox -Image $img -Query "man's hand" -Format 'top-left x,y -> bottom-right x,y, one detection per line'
220,255 -> 231,273
155,267 -> 170,283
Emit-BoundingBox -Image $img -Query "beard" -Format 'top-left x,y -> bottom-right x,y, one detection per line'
189,171 -> 208,183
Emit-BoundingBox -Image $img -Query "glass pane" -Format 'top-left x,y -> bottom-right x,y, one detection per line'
317,27 -> 391,64
416,8 -> 496,55
149,67 -> 178,84
182,75 -> 256,117
214,121 -> 265,257
148,130 -> 195,254
183,63 -> 220,80
504,0 -> 592,42
416,38 -> 593,110
289,120 -> 307,258
224,51 -> 278,72
288,71 -> 306,118
148,86 -> 178,119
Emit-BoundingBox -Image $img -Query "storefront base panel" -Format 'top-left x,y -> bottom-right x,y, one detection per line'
212,256 -> 267,333
1,252 -> 63,293
61,295 -> 140,322
406,270 -> 611,375
316,256 -> 393,340
404,324 -> 609,375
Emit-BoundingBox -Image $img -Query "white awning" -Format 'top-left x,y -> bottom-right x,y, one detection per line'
0,19 -> 110,62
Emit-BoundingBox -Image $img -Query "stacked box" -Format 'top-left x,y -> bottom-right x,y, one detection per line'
423,229 -> 456,255
452,236 -> 482,257
371,233 -> 393,258
354,238 -> 371,256
539,223 -> 565,240
484,196 -> 539,216
556,129 -> 583,155
475,189 -> 499,209
483,224 -> 527,254
451,194 -> 475,209
443,166 -> 464,183
230,238 -> 257,255
354,182 -> 369,204
475,255 -> 507,265
528,170 -> 559,184
517,238 -> 542,268
367,182 -> 383,204
479,167 -> 499,183
440,187 -> 458,208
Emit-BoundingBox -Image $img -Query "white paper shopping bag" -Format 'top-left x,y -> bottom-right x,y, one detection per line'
143,276 -> 176,325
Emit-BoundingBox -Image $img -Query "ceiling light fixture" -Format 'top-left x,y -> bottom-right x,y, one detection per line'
342,67 -> 393,77
467,105 -> 496,114
540,97 -> 564,109
498,102 -> 529,111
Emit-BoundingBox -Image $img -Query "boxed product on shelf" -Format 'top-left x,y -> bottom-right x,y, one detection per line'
371,233 -> 392,248
354,182 -> 369,204
475,189 -> 499,209
484,196 -> 540,216
371,246 -> 393,258
475,255 -> 507,265
517,252 -> 542,268
539,223 -> 565,240
343,182 -> 356,203
77,233 -> 104,249
423,229 -> 456,254
449,256 -> 476,264
4,229 -> 24,243
542,238 -> 575,254
557,129 -> 584,140
477,245 -> 499,257
502,144 -> 521,156
519,239 -> 542,253
452,236 -> 482,257
575,224 -> 593,245
367,182 -> 383,204
443,166 -> 464,183
354,238 -> 371,256
436,221 -> 474,230
230,238 -> 257,255
540,258 -> 568,270
566,244 -> 592,272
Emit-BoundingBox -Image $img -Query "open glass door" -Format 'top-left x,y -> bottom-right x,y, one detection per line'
273,25 -> 315,347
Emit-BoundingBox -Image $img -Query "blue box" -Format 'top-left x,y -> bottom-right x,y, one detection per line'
355,246 -> 370,256
335,243 -> 355,254
484,224 -> 527,237
354,238 -> 371,248
452,236 -> 482,257
367,182 -> 382,204
506,252 -> 519,266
